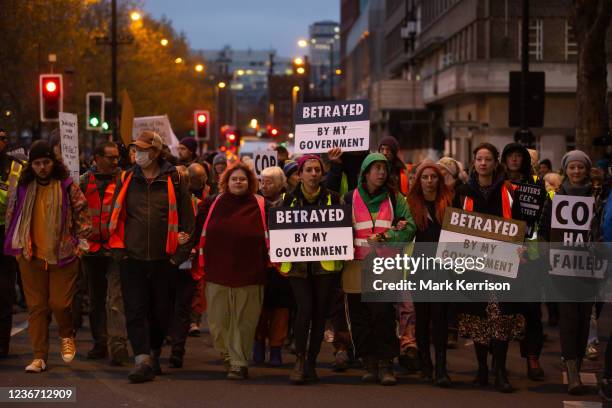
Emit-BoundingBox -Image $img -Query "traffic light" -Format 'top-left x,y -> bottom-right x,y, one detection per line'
39,74 -> 63,122
266,125 -> 280,137
86,92 -> 105,131
194,110 -> 210,141
102,98 -> 113,133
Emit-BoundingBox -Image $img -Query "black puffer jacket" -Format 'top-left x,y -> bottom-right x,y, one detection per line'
120,160 -> 195,264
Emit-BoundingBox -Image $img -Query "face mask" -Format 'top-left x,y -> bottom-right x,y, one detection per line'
135,150 -> 153,168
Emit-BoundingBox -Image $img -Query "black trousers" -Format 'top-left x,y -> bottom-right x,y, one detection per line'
0,249 -> 17,353
330,287 -> 351,353
558,302 -> 593,361
119,258 -> 173,357
346,294 -> 399,361
605,330 -> 612,379
84,256 -> 111,347
414,302 -> 448,354
169,268 -> 197,356
520,302 -> 544,358
289,273 -> 337,358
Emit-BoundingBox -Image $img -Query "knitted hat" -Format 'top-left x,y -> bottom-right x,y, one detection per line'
29,140 -> 54,162
297,154 -> 324,173
377,136 -> 399,155
213,153 -> 227,166
179,137 -> 198,154
283,160 -> 299,177
561,150 -> 592,172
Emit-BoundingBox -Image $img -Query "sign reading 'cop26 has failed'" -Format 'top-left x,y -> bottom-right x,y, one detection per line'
294,100 -> 370,154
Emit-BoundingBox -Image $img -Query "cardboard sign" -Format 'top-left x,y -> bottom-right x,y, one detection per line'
435,207 -> 527,278
294,100 -> 370,154
549,195 -> 607,278
59,112 -> 79,182
512,181 -> 546,237
132,115 -> 179,155
254,150 -> 277,177
269,205 -> 354,262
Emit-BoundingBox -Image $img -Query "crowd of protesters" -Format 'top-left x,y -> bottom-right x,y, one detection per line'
1,126 -> 612,401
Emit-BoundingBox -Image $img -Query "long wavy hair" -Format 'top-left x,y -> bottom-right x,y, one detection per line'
219,162 -> 258,195
407,162 -> 454,231
19,154 -> 69,187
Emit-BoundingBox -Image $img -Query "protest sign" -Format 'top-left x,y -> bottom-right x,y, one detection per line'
132,115 -> 179,155
269,205 -> 354,262
435,207 -> 526,279
294,100 -> 370,154
254,150 -> 277,177
59,112 -> 79,182
512,181 -> 546,237
549,195 -> 607,278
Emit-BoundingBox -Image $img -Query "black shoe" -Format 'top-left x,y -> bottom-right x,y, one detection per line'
434,351 -> 452,388
419,350 -> 433,382
87,344 -> 108,360
110,347 -> 130,367
494,368 -> 514,393
526,356 -> 545,381
332,350 -> 349,372
600,378 -> 612,403
473,343 -> 489,387
169,353 -> 183,368
305,356 -> 319,383
361,356 -> 378,384
290,353 -> 306,384
566,359 -> 586,395
151,349 -> 162,375
227,365 -> 248,380
398,347 -> 419,372
128,363 -> 155,383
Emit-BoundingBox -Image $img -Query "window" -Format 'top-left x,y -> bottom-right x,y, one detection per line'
565,20 -> 578,60
518,19 -> 543,61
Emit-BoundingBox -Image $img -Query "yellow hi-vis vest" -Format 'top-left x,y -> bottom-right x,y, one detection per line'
0,160 -> 23,226
279,193 -> 343,275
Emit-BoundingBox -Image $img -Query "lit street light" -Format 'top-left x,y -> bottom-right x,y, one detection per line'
130,11 -> 141,21
218,81 -> 226,89
160,38 -> 169,46
296,67 -> 305,75
174,57 -> 183,64
195,64 -> 204,73
293,57 -> 304,66
297,39 -> 308,48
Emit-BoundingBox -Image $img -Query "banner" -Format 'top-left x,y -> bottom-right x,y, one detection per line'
59,112 -> 79,182
294,100 -> 370,154
132,115 -> 179,155
549,195 -> 607,278
269,205 -> 354,262
435,207 -> 526,278
253,150 -> 277,177
512,181 -> 546,237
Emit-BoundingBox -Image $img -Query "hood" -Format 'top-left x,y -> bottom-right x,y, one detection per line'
502,142 -> 532,179
359,152 -> 390,184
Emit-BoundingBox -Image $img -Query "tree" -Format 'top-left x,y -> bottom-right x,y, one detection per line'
570,0 -> 612,159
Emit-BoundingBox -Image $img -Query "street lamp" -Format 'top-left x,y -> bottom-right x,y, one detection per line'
160,38 -> 169,46
293,57 -> 304,66
296,67 -> 305,75
218,81 -> 227,89
297,39 -> 308,48
195,64 -> 204,73
130,11 -> 141,21
174,57 -> 183,64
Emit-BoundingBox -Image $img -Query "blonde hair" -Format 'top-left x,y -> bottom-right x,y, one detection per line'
260,166 -> 287,189
544,172 -> 563,193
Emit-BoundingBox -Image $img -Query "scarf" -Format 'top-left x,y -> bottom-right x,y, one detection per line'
561,179 -> 593,197
357,183 -> 389,214
300,184 -> 321,204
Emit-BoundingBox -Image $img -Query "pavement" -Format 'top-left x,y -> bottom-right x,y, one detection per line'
0,308 -> 609,408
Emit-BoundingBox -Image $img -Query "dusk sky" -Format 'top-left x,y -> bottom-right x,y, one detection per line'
144,0 -> 340,57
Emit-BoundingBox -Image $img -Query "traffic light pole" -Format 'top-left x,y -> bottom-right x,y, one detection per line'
520,0 -> 529,132
111,0 -> 118,142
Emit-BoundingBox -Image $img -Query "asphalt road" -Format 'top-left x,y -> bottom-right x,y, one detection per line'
0,310 -> 608,408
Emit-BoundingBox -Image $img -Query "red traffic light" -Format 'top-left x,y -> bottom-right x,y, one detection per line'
44,80 -> 58,94
39,74 -> 63,122
194,110 -> 210,140
227,133 -> 236,142
197,113 -> 207,124
270,128 -> 279,136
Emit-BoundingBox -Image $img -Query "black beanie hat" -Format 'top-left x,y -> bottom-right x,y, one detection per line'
29,140 -> 54,162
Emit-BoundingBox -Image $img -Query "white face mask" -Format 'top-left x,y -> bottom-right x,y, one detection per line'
135,150 -> 153,168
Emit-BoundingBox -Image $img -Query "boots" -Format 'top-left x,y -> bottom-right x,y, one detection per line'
492,341 -> 513,393
377,360 -> 397,386
289,353 -> 306,384
434,350 -> 452,388
151,349 -> 162,375
566,359 -> 586,395
418,349 -> 433,382
268,346 -> 283,367
305,353 -> 319,383
473,343 -> 489,387
526,355 -> 545,381
252,341 -> 265,365
361,356 -> 378,383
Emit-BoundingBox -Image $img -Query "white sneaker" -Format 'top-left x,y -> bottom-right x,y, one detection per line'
25,359 -> 47,373
61,337 -> 76,363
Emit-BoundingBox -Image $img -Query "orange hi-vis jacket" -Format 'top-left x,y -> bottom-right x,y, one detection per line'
108,171 -> 179,255
84,172 -> 121,252
462,182 -> 516,219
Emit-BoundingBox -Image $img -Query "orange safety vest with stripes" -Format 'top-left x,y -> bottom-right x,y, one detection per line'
462,182 -> 515,219
108,172 -> 180,255
197,194 -> 268,276
352,189 -> 395,260
84,172 -> 122,252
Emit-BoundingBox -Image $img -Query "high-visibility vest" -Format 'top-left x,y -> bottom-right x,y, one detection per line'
279,193 -> 343,274
197,194 -> 268,276
84,172 -> 119,252
0,160 -> 23,226
399,165 -> 411,196
108,171 -> 180,255
352,189 -> 395,260
462,183 -> 514,219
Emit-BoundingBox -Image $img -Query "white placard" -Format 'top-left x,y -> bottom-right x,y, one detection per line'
254,150 -> 277,177
435,229 -> 522,279
132,115 -> 180,156
551,195 -> 595,231
269,227 -> 354,262
59,112 -> 79,182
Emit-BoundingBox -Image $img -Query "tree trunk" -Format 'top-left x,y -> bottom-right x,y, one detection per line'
571,0 -> 612,160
